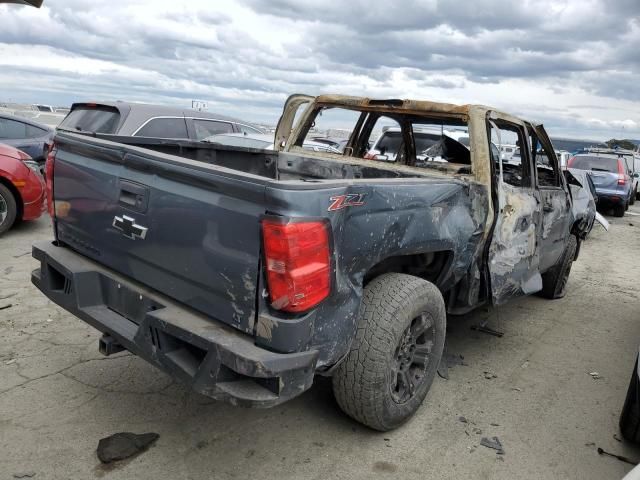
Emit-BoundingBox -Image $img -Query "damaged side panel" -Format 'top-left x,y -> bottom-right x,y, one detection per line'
488,182 -> 542,304
259,178 -> 490,367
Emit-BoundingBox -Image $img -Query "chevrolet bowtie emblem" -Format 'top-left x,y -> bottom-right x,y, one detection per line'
112,215 -> 148,240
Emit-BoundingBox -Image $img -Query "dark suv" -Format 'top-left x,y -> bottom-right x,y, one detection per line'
568,153 -> 634,217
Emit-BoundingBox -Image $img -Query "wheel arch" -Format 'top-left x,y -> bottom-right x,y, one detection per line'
362,250 -> 453,289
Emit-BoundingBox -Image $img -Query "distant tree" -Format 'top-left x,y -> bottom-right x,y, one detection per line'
606,139 -> 637,151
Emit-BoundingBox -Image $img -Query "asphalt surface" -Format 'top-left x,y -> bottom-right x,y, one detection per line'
1,207 -> 639,480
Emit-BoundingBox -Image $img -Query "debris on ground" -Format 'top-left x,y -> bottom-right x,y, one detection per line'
480,436 -> 505,455
96,432 -> 159,464
458,416 -> 468,424
613,433 -> 622,443
490,423 -> 500,427
589,372 -> 602,380
597,447 -> 637,466
511,387 -> 523,392
471,324 -> 504,337
484,371 -> 498,380
5,359 -> 16,365
473,428 -> 483,435
0,304 -> 12,311
12,473 -> 36,479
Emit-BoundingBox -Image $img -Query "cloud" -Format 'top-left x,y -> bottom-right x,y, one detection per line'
0,0 -> 638,138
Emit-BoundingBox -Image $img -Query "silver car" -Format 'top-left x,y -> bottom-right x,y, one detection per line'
58,102 -> 263,140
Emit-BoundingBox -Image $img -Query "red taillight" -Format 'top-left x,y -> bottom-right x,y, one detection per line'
45,146 -> 55,217
617,159 -> 626,186
261,219 -> 331,313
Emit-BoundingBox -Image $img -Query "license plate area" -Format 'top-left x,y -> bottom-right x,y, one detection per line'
100,276 -> 163,325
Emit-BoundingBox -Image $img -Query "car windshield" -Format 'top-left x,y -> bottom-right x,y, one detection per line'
571,155 -> 619,173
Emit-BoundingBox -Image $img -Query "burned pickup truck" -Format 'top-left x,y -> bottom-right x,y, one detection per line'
32,95 -> 592,431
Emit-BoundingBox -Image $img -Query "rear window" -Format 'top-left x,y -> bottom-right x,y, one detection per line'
60,106 -> 121,134
570,155 -> 619,173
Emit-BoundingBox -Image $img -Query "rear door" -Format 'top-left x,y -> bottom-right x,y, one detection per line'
487,114 -> 543,304
53,132 -> 268,334
529,124 -> 572,273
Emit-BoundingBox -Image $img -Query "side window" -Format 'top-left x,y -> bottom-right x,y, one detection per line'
26,125 -> 47,138
192,119 -> 234,140
529,130 -> 559,187
489,121 -> 530,188
135,118 -> 189,139
0,118 -> 28,139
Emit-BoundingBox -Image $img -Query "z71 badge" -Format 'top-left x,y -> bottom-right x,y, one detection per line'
328,193 -> 366,212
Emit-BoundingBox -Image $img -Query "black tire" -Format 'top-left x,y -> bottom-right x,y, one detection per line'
631,189 -> 636,205
620,356 -> 640,443
332,273 -> 446,431
0,183 -> 17,236
614,204 -> 625,217
540,234 -> 577,299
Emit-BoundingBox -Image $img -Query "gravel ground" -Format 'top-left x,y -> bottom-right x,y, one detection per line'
1,208 -> 639,480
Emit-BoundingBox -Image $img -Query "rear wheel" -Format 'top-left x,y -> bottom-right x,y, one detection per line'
631,188 -> 636,205
332,273 -> 446,431
0,183 -> 17,236
540,234 -> 577,299
620,356 -> 640,443
614,204 -> 625,217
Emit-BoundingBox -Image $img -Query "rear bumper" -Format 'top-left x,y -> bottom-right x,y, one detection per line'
596,192 -> 627,205
31,241 -> 318,407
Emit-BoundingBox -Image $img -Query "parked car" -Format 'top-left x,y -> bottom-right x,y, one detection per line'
0,143 -> 45,235
620,350 -> 640,444
203,132 -> 342,153
57,102 -> 264,140
587,148 -> 639,204
0,113 -> 54,168
33,94 -> 593,431
365,126 -> 468,162
568,153 -> 634,217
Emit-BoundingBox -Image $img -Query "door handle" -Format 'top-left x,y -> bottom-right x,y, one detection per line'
119,180 -> 149,213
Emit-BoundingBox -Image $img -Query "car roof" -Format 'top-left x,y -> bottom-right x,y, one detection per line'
69,101 -> 259,135
0,112 -> 53,131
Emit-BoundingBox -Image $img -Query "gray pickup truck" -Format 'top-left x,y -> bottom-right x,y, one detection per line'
32,95 -> 593,431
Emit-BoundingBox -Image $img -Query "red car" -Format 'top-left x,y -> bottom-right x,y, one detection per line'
0,143 -> 45,235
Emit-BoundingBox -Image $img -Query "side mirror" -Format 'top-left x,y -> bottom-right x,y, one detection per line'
633,172 -> 639,178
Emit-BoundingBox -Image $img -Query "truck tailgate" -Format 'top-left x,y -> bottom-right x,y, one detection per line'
52,133 -> 268,334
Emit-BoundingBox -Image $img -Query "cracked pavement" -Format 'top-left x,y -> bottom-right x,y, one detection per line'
1,212 -> 640,479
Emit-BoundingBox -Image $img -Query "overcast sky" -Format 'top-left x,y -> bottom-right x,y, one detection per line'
0,0 -> 638,140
